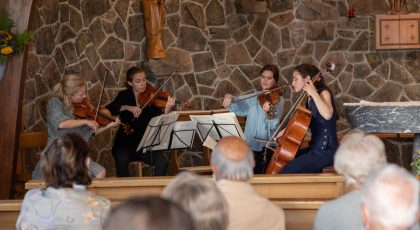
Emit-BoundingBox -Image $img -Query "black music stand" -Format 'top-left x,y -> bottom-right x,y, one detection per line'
190,112 -> 245,144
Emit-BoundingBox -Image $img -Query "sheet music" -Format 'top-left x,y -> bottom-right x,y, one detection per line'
189,112 -> 245,142
169,120 -> 197,149
137,113 -> 179,152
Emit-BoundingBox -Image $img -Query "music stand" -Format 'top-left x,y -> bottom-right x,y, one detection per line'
137,114 -> 198,152
189,112 -> 245,144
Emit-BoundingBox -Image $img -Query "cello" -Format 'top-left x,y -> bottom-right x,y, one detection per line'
265,63 -> 335,174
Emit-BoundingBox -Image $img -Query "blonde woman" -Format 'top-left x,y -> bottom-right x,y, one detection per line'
32,74 -> 120,179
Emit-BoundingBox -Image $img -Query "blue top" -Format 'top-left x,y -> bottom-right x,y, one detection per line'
228,93 -> 285,151
307,97 -> 338,154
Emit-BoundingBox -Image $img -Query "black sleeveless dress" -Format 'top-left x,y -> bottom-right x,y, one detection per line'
280,94 -> 338,173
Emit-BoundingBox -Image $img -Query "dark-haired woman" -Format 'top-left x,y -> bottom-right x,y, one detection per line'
278,64 -> 338,173
17,133 -> 111,230
106,67 -> 175,177
223,64 -> 285,173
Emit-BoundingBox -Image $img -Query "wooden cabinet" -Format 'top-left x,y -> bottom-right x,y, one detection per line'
376,13 -> 420,50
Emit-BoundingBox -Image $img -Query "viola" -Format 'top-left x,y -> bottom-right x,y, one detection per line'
138,85 -> 191,110
265,63 -> 335,174
73,98 -> 116,126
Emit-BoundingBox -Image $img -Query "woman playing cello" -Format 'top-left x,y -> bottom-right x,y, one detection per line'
32,74 -> 121,179
223,64 -> 285,174
277,64 -> 338,173
106,66 -> 175,177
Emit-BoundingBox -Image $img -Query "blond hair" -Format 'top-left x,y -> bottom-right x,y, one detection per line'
52,74 -> 86,113
334,130 -> 387,188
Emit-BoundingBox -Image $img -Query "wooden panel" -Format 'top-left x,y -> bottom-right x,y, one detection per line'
0,199 -> 324,230
0,0 -> 35,199
26,174 -> 344,202
376,13 -> 420,50
400,19 -> 419,46
379,20 -> 399,45
0,200 -> 21,230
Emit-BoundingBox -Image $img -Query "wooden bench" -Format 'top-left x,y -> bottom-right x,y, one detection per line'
0,199 -> 323,230
26,174 -> 344,201
0,200 -> 21,230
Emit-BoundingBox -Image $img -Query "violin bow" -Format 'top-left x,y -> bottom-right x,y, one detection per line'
140,72 -> 176,109
94,71 -> 108,122
231,84 -> 289,104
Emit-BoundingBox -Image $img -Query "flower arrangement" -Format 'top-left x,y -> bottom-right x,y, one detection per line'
411,150 -> 420,178
0,8 -> 32,64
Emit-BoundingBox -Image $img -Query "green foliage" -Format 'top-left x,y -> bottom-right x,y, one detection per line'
411,151 -> 420,173
0,7 -> 32,63
14,31 -> 33,54
0,8 -> 14,31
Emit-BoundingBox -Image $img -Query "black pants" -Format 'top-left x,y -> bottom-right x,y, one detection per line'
253,148 -> 273,174
112,147 -> 168,177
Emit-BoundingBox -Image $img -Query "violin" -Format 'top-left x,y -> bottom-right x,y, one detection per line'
138,84 -> 191,110
257,86 -> 283,117
73,98 -> 116,126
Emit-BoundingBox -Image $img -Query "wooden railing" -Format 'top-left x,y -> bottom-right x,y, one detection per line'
0,174 -> 344,230
0,199 -> 324,230
25,174 -> 344,202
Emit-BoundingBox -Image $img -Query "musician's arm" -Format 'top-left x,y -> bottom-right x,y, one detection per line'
311,90 -> 334,120
227,95 -> 250,117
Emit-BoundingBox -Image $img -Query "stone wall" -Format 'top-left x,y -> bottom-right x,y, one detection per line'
23,0 -> 420,175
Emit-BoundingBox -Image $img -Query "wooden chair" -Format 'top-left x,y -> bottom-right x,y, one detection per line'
14,131 -> 48,197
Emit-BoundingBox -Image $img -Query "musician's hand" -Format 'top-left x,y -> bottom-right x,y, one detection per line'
223,94 -> 233,108
107,116 -> 121,128
128,106 -> 142,118
84,120 -> 99,133
263,101 -> 271,112
165,96 -> 176,114
303,81 -> 318,98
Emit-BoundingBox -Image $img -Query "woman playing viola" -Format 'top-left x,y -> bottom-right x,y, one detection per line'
106,66 -> 175,177
223,64 -> 285,174
32,74 -> 121,179
278,64 -> 338,173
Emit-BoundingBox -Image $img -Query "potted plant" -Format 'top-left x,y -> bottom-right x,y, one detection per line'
0,7 -> 32,80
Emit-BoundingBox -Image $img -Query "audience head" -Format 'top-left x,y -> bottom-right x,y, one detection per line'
334,129 -> 387,188
361,164 -> 419,230
40,132 -> 92,188
162,171 -> 228,230
103,196 -> 196,230
211,136 -> 254,181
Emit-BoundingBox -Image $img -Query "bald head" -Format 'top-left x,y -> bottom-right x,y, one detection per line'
211,136 -> 254,181
216,136 -> 250,162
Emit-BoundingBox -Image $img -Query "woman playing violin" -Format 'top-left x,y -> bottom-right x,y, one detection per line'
223,64 -> 285,174
278,64 -> 338,173
32,74 -> 121,179
106,66 -> 175,177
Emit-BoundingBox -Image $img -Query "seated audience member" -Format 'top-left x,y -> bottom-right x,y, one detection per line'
162,171 -> 228,230
16,133 -> 111,230
211,136 -> 285,230
313,130 -> 387,230
103,196 -> 196,230
361,164 -> 419,230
